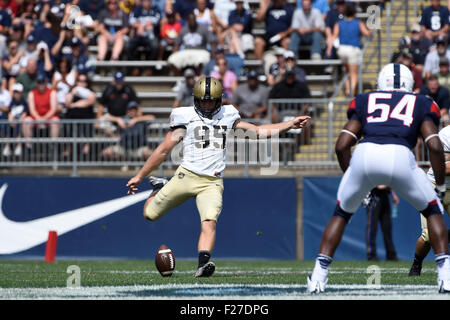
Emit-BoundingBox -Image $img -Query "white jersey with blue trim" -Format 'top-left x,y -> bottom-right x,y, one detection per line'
427,125 -> 450,189
169,105 -> 241,177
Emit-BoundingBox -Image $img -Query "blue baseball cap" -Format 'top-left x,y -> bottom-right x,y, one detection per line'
27,34 -> 36,43
127,101 -> 139,110
36,73 -> 47,83
114,71 -> 125,82
71,37 -> 82,46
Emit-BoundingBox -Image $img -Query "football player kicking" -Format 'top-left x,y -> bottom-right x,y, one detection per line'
408,124 -> 450,277
126,76 -> 310,277
307,63 -> 450,294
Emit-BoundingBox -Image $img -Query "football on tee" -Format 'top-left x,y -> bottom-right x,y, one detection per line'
155,244 -> 175,277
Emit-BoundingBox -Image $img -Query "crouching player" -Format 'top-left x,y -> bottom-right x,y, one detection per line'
307,63 -> 450,294
409,124 -> 450,276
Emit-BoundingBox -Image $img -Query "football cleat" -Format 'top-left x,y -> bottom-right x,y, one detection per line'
148,176 -> 169,197
408,262 -> 422,276
307,276 -> 327,294
438,279 -> 450,293
194,262 -> 215,278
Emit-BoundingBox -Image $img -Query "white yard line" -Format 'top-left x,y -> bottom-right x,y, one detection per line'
0,284 -> 448,300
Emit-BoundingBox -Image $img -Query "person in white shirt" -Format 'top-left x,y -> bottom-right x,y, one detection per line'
126,76 -> 310,278
289,0 -> 325,60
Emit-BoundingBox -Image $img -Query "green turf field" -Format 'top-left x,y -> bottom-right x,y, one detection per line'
1,259 -> 448,299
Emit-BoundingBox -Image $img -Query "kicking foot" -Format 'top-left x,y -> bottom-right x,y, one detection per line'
148,176 -> 169,197
194,261 -> 215,278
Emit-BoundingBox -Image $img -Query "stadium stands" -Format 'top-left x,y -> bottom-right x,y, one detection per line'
0,0 -> 440,176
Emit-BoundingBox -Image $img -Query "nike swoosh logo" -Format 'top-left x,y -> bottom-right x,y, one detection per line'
0,183 -> 151,254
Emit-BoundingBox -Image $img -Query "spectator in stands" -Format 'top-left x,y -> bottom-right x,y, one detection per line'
2,40 -> 24,90
409,23 -> 432,75
232,70 -> 270,119
101,101 -> 154,160
334,3 -> 372,97
4,83 -> 28,157
63,73 -> 97,158
0,0 -> 19,17
424,35 -> 450,79
52,57 -> 77,116
284,50 -> 306,82
51,25 -> 75,60
21,34 -> 38,66
268,66 -> 311,123
398,48 -> 422,93
172,68 -> 196,108
34,41 -> 54,81
167,12 -> 214,75
128,0 -> 162,74
254,0 -> 294,60
324,0 -> 346,60
201,45 -> 243,77
9,22 -> 26,51
0,8 -> 11,34
420,75 -> 450,122
223,0 -> 254,58
0,76 -> 11,141
267,47 -> 286,86
194,0 -> 217,33
390,36 -> 411,64
97,0 -> 130,61
79,0 -> 106,21
289,0 -> 325,60
18,0 -> 38,22
296,0 -> 329,20
419,0 -> 449,41
32,11 -> 60,51
211,57 -> 238,104
67,37 -> 93,76
119,0 -> 135,15
96,71 -> 141,136
435,56 -> 450,92
268,49 -> 306,86
15,58 -> 38,99
22,73 -> 60,153
153,0 -> 168,15
158,9 -> 182,60
173,0 -> 212,22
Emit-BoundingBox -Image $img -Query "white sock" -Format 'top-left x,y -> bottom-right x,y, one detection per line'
436,254 -> 450,281
311,254 -> 332,282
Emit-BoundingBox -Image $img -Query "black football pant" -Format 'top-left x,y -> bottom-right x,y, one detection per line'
366,194 -> 397,260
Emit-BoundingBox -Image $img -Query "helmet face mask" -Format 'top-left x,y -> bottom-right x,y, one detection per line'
193,76 -> 223,119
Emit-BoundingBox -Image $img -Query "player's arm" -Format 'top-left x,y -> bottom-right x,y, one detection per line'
421,121 -> 445,188
234,115 -> 311,138
335,119 -> 362,172
126,128 -> 185,194
444,152 -> 450,175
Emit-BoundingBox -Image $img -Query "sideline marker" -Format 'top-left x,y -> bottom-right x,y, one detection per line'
45,231 -> 58,263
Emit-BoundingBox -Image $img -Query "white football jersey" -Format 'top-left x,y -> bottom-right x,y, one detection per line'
427,125 -> 450,189
169,105 -> 240,177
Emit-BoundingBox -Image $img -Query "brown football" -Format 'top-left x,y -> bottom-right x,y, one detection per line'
155,244 -> 175,277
